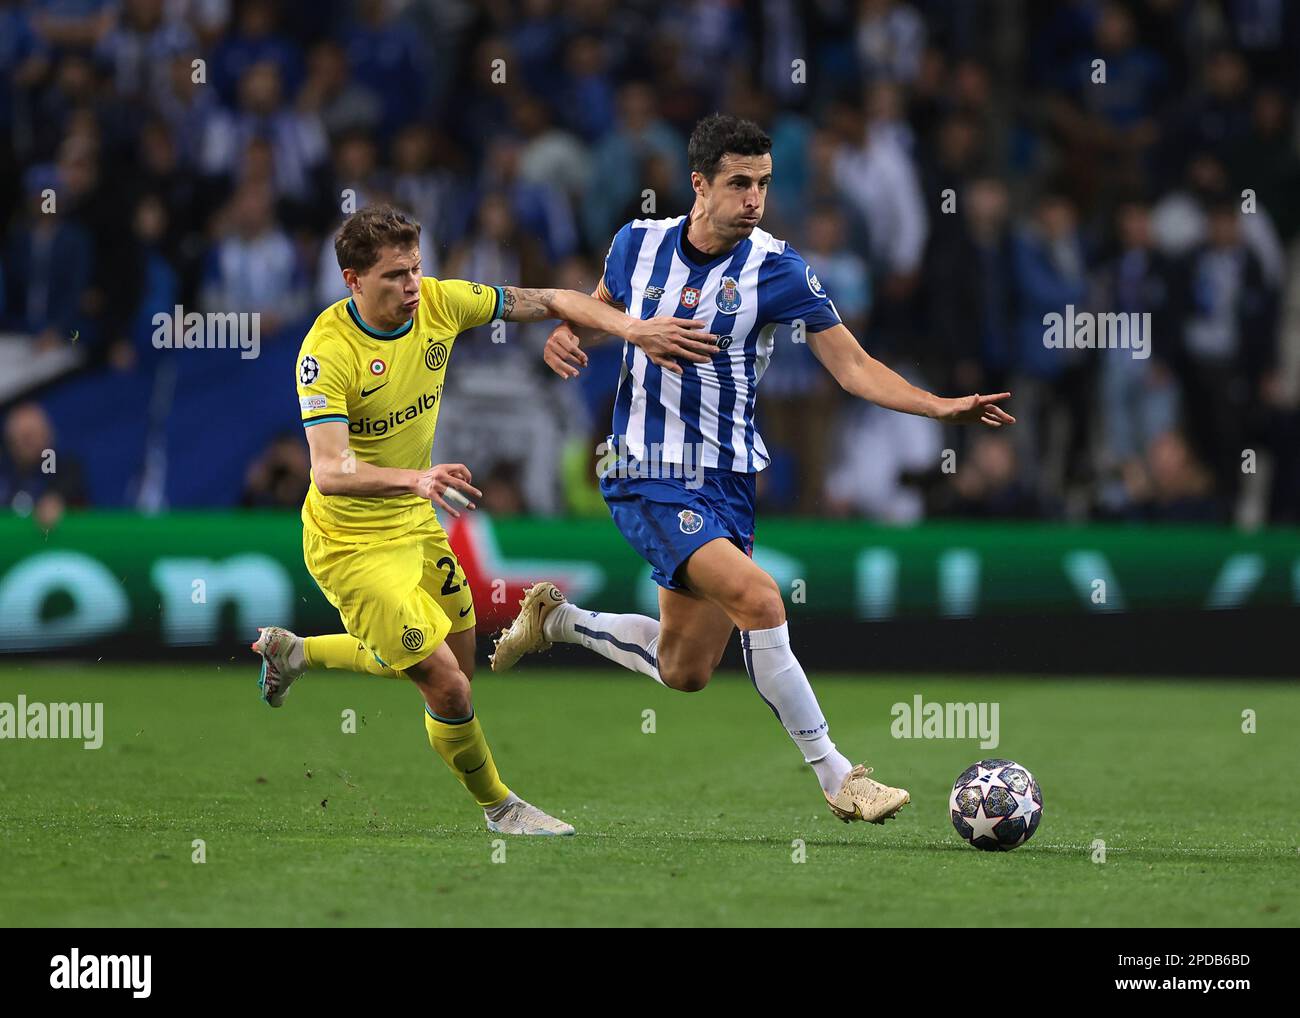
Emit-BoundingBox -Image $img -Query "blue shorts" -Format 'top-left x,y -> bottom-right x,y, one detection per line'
600,466 -> 756,591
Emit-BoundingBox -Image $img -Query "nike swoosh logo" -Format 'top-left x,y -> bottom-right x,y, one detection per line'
465,758 -> 487,774
361,383 -> 388,397
459,607 -> 472,617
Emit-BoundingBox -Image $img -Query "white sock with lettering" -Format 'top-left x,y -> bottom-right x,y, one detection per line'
742,623 -> 852,795
544,603 -> 663,684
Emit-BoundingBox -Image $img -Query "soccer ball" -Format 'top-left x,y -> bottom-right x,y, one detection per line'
949,758 -> 1043,851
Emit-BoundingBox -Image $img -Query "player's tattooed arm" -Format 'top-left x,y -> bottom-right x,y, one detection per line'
808,323 -> 1016,427
499,286 -> 555,322
539,279 -> 717,380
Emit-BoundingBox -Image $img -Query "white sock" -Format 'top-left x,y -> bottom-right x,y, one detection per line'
742,623 -> 853,795
484,791 -> 521,820
544,603 -> 663,685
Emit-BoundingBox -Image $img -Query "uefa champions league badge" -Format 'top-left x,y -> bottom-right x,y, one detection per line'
678,510 -> 704,535
715,277 -> 742,313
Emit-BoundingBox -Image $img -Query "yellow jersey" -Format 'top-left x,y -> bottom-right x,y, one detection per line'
296,276 -> 502,543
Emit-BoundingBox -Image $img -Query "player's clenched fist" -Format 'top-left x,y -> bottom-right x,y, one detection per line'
544,322 -> 588,379
414,463 -> 482,517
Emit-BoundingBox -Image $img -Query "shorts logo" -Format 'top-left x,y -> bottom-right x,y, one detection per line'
806,264 -> 826,297
678,510 -> 704,535
299,354 -> 320,385
547,587 -> 565,603
680,287 -> 700,309
715,276 -> 741,314
425,342 -> 448,371
401,626 -> 424,652
715,334 -> 733,351
369,358 -> 387,376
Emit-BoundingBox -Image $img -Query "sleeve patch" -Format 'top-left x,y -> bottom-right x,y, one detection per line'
300,395 -> 328,411
299,354 -> 321,385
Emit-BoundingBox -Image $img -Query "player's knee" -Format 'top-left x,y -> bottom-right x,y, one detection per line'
407,654 -> 471,714
731,574 -> 784,630
660,661 -> 711,693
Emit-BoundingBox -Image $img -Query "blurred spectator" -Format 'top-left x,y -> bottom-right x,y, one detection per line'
823,364 -> 942,522
830,93 -> 927,299
855,0 -> 927,84
762,204 -> 869,514
297,38 -> 382,139
242,433 -> 310,508
1008,192 -> 1089,501
929,432 -> 1044,520
1151,152 -> 1285,285
920,177 -> 1014,396
3,164 -> 93,351
447,192 -> 548,320
583,82 -> 687,251
339,0 -> 427,138
200,60 -> 327,203
0,402 -> 88,529
95,0 -> 197,101
209,0 -> 302,107
1093,199 -> 1181,513
201,181 -> 306,334
1119,430 -> 1224,523
1172,200 -> 1278,501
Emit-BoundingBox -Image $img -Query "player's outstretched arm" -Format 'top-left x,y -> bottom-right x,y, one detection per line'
502,284 -> 718,380
807,323 -> 1015,427
304,420 -> 481,515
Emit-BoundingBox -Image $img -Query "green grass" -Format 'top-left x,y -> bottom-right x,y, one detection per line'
0,663 -> 1296,927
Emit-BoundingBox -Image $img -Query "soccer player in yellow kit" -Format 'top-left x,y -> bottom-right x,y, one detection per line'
251,204 -> 714,835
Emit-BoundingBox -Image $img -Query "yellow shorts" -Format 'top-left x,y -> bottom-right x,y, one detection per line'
303,513 -> 476,672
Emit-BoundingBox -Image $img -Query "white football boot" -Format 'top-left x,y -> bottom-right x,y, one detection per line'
826,765 -> 910,824
485,796 -> 576,836
252,626 -> 306,707
489,582 -> 567,672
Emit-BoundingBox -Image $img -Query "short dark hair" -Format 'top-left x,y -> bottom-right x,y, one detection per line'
687,113 -> 772,181
335,204 -> 421,272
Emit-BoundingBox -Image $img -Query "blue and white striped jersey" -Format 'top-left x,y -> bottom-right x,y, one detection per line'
602,215 -> 842,473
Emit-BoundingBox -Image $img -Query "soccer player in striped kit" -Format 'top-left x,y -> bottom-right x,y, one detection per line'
491,115 -> 1015,825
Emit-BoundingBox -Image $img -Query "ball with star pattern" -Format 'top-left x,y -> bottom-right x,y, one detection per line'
949,759 -> 1043,851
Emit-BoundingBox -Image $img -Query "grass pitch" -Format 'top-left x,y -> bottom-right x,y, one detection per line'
1,663 -> 1295,927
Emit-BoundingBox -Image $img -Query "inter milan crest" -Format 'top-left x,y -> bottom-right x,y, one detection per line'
715,276 -> 742,313
401,625 -> 425,652
425,341 -> 448,371
680,286 -> 700,309
299,354 -> 320,385
678,509 -> 704,535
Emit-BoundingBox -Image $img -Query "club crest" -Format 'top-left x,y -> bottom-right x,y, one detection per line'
715,276 -> 742,314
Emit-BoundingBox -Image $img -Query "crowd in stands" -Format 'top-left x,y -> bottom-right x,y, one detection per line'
2,0 -> 1298,526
